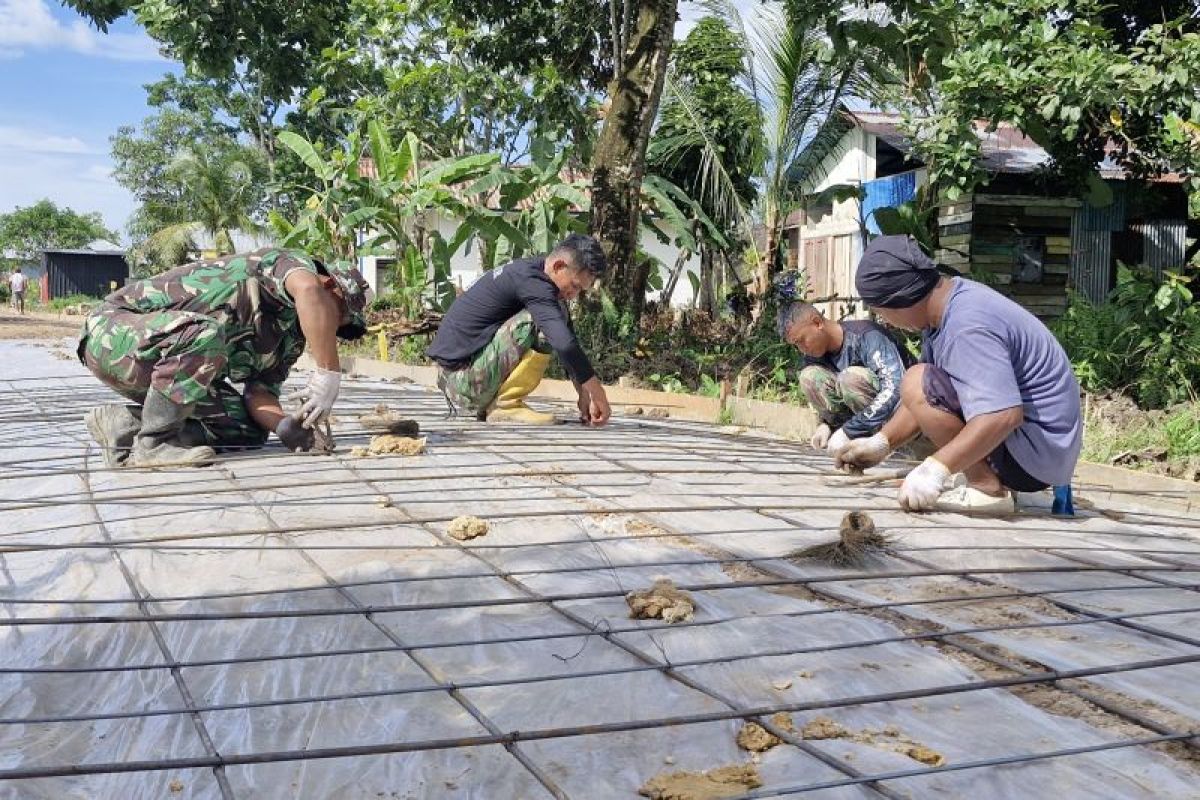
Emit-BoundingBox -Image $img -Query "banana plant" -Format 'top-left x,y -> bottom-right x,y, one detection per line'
464,136 -> 591,270
275,121 -> 506,315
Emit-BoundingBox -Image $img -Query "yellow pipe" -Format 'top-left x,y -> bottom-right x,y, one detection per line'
367,324 -> 390,361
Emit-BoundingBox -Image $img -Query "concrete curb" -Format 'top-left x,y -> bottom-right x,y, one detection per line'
307,353 -> 815,431
1073,462 -> 1199,515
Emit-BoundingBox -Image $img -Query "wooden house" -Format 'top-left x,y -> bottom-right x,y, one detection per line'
790,109 -> 1189,321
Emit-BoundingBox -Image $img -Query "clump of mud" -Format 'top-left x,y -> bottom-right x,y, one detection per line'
736,712 -> 796,752
800,716 -> 946,766
800,716 -> 848,740
448,515 -> 489,540
638,763 -> 762,800
626,579 -> 696,624
789,511 -> 891,567
359,404 -> 420,436
351,435 -> 427,457
646,407 -> 670,419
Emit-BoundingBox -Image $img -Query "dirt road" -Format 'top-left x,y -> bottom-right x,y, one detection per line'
0,309 -> 83,340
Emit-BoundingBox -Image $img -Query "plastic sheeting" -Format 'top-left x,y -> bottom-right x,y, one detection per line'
1,339 -> 1199,798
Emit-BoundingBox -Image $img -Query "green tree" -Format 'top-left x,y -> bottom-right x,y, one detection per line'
64,0 -> 348,103
136,146 -> 267,270
841,0 -> 1200,201
290,0 -> 604,166
651,18 -> 762,210
649,17 -> 764,314
146,73 -> 285,177
656,2 -> 867,319
0,200 -> 116,263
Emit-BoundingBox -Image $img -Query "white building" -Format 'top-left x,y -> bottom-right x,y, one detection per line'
356,215 -> 703,306
787,109 -> 930,319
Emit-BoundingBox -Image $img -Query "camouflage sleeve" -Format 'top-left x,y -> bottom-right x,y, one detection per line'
245,358 -> 291,398
262,250 -> 322,307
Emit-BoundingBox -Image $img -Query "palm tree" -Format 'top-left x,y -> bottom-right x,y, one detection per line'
141,146 -> 264,268
656,0 -> 871,318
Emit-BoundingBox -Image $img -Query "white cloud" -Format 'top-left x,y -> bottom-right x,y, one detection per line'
0,150 -> 134,237
0,125 -> 95,155
0,124 -> 132,234
0,0 -> 163,62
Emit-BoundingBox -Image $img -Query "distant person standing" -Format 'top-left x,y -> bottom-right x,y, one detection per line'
8,270 -> 27,315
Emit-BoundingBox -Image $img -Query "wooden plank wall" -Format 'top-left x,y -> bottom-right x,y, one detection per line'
936,195 -> 1079,321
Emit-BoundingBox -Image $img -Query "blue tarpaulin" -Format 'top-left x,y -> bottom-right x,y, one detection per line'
862,171 -> 918,234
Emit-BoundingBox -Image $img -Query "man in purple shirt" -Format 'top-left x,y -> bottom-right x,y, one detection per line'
835,235 -> 1082,513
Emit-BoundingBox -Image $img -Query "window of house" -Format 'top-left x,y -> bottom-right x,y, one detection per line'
375,257 -> 396,295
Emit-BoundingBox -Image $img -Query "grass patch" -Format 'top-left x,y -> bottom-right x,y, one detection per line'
1082,395 -> 1200,479
44,294 -> 101,312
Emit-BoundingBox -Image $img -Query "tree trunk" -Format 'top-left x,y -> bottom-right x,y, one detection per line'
699,245 -> 716,317
588,0 -> 677,320
660,247 -> 690,305
750,210 -> 783,321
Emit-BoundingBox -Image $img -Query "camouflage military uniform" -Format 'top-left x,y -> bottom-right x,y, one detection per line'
77,248 -> 323,449
798,365 -> 882,428
437,310 -> 552,418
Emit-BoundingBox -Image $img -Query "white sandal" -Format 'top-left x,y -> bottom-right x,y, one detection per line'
936,486 -> 1015,514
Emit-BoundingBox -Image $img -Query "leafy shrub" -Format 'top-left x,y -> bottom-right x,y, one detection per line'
1054,265 -> 1200,408
1164,407 -> 1200,460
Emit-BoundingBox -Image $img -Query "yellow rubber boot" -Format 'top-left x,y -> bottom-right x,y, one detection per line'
487,351 -> 556,425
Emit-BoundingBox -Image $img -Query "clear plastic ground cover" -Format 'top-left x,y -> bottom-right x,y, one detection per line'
1,338 -> 1198,799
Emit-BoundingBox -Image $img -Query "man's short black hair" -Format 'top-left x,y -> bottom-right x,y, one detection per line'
777,300 -> 822,338
553,233 -> 607,276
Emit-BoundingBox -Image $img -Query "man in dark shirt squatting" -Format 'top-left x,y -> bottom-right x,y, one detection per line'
427,233 -> 612,427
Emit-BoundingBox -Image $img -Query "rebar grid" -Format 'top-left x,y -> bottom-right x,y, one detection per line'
2,370 -> 1199,797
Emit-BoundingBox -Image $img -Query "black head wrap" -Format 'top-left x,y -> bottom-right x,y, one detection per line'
855,235 -> 940,309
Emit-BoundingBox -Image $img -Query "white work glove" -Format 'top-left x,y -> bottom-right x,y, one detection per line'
834,432 -> 891,471
284,366 -> 341,429
898,456 -> 951,511
810,423 -> 832,450
826,427 -> 850,454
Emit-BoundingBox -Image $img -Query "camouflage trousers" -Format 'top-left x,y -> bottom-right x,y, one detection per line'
798,365 -> 880,428
77,305 -> 268,448
437,310 -> 547,418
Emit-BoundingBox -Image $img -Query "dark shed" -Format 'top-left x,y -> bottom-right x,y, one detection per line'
39,246 -> 128,302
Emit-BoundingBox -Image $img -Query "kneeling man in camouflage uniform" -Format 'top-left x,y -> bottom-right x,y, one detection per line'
78,248 -> 369,467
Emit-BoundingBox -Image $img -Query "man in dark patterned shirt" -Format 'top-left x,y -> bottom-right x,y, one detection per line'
77,248 -> 369,468
779,301 -> 911,454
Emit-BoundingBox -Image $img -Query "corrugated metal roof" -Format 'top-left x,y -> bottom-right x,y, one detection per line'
40,248 -> 126,256
853,111 -> 1051,174
799,108 -> 1186,183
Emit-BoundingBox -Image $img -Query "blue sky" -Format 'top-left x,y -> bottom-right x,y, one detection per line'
0,0 -> 178,239
0,1 -> 747,242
